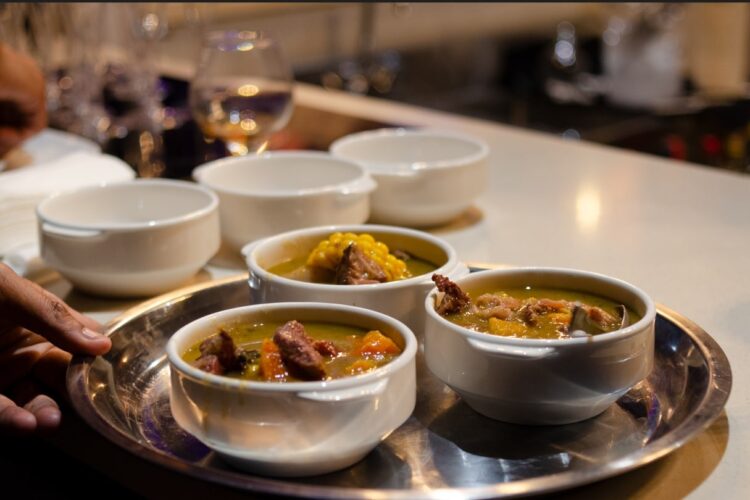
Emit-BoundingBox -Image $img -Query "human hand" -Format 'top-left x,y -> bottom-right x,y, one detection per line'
0,264 -> 111,436
0,43 -> 47,158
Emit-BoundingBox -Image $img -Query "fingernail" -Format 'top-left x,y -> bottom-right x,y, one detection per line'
81,327 -> 104,340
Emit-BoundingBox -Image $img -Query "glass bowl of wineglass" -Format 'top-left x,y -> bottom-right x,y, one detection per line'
189,30 -> 294,155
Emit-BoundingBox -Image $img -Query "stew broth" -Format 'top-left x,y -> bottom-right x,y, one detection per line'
443,286 -> 640,340
183,320 -> 401,382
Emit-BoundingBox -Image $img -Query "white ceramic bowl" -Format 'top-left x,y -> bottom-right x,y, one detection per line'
330,128 -> 489,227
37,179 -> 220,297
242,224 -> 469,335
193,151 -> 376,251
167,302 -> 417,477
424,268 -> 656,425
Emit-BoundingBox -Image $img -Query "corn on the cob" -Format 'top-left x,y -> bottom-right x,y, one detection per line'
306,232 -> 409,281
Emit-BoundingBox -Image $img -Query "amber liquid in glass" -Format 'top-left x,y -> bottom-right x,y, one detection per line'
190,88 -> 293,154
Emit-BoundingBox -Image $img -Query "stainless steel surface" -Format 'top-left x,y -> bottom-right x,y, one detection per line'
67,272 -> 732,499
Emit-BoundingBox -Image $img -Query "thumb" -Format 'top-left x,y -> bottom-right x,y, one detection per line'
0,265 -> 111,355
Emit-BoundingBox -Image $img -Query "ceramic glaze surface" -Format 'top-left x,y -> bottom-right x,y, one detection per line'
167,302 -> 417,477
243,224 -> 469,334
193,152 -> 375,250
37,179 -> 220,297
424,268 -> 656,425
331,129 -> 488,226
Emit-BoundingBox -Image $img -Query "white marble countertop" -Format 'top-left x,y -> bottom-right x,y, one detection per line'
40,84 -> 748,499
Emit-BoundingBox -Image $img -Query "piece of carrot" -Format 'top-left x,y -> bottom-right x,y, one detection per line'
354,330 -> 401,356
260,338 -> 288,381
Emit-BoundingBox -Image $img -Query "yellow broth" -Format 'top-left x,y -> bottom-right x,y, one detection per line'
267,254 -> 437,283
182,321 -> 401,382
444,287 -> 640,340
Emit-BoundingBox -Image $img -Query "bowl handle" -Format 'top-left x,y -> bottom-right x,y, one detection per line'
296,379 -> 388,402
466,338 -> 556,359
41,222 -> 103,239
335,175 -> 378,202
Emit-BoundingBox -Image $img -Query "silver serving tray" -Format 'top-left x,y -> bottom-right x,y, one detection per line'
67,272 -> 732,499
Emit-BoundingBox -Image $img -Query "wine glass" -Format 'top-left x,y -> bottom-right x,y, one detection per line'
189,30 -> 294,156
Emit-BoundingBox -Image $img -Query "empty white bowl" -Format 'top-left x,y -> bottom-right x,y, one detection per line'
37,179 -> 220,297
330,128 -> 489,227
242,224 -> 469,335
424,268 -> 656,425
193,152 -> 376,251
167,302 -> 417,477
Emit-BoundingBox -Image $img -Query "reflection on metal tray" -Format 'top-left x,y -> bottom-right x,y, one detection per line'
67,272 -> 731,499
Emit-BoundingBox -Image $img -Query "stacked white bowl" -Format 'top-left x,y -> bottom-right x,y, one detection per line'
0,146 -> 135,257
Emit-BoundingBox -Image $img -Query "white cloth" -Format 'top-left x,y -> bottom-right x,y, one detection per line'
0,150 -> 135,259
0,150 -> 135,197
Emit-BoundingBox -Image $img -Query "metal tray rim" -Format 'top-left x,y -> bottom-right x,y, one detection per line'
67,272 -> 732,499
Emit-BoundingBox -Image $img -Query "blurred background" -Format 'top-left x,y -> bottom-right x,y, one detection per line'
3,2 -> 750,177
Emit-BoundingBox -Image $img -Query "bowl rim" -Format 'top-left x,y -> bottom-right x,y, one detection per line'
36,179 -> 218,231
243,223 -> 459,291
166,301 -> 418,392
425,267 -> 657,346
330,127 -> 489,173
192,151 -> 375,199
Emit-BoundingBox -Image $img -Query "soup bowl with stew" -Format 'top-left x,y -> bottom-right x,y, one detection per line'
424,267 -> 656,425
242,224 -> 469,335
167,302 -> 417,477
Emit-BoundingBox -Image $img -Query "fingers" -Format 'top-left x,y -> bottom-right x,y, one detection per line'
66,307 -> 103,333
0,394 -> 36,436
31,345 -> 71,399
0,264 -> 111,356
24,394 -> 61,432
0,329 -> 48,389
0,393 -> 62,437
0,329 -> 71,403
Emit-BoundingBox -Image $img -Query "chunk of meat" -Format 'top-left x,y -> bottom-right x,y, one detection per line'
273,320 -> 326,380
583,305 -> 618,330
475,305 -> 512,319
335,243 -> 388,285
193,330 -> 244,374
198,330 -> 236,366
515,298 -> 572,326
537,298 -> 569,313
517,302 -> 539,326
259,338 -> 288,381
474,293 -> 522,319
476,293 -> 521,310
568,304 -> 621,336
193,354 -> 223,375
313,339 -> 338,357
432,274 -> 471,315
